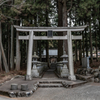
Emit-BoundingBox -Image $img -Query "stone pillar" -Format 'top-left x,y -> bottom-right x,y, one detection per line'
67,31 -> 76,80
26,31 -> 34,80
16,31 -> 21,71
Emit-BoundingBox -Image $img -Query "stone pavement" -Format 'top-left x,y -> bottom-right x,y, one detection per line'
42,69 -> 58,79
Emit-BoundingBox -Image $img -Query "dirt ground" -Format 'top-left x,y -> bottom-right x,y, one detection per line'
0,70 -> 26,84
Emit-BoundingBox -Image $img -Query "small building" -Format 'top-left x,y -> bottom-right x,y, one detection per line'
42,49 -> 58,63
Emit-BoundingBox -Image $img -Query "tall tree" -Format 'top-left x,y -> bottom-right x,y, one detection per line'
0,22 -> 2,71
58,0 -> 63,61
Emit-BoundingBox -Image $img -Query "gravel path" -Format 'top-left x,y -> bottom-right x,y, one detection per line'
0,95 -> 15,100
17,83 -> 100,100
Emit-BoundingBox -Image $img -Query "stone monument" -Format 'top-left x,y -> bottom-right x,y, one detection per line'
82,57 -> 91,69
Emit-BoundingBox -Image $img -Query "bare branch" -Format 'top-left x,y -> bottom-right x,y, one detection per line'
0,0 -> 12,6
2,4 -> 24,10
67,0 -> 73,13
0,14 -> 20,21
2,4 -> 13,6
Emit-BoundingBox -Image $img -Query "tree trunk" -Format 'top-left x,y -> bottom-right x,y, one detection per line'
46,0 -> 49,67
10,25 -> 14,70
0,22 -> 2,71
58,0 -> 63,61
63,0 -> 68,54
20,40 -> 23,66
75,40 -> 78,63
26,32 -> 28,64
0,39 -> 9,73
82,21 -> 85,57
38,40 -> 42,61
16,31 -> 21,71
89,21 -> 93,63
82,32 -> 85,57
79,21 -> 82,64
79,40 -> 82,65
33,15 -> 37,54
95,30 -> 98,62
85,26 -> 88,57
7,25 -> 10,69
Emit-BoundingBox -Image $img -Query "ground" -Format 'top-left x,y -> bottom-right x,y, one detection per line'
0,70 -> 26,84
0,60 -> 99,84
18,83 -> 100,100
0,60 -> 100,100
1,82 -> 100,100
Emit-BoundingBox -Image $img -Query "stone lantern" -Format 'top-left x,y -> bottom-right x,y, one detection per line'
60,51 -> 69,77
31,52 -> 40,77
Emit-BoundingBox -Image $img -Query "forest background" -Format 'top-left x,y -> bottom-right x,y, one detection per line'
0,0 -> 100,72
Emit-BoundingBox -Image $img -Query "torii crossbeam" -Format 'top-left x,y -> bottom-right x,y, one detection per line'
14,25 -> 87,81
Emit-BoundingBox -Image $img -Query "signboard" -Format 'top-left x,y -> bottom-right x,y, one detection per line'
47,30 -> 53,38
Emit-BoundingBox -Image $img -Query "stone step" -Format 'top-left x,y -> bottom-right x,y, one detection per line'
38,83 -> 63,87
39,80 -> 63,83
47,68 -> 55,71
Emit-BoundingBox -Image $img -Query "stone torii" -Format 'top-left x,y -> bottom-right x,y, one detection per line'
14,25 -> 87,81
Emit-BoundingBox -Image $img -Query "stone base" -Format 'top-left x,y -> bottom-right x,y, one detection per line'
25,75 -> 32,80
60,67 -> 69,77
61,73 -> 69,77
87,66 -> 91,70
68,75 -> 76,81
76,74 -> 94,82
31,69 -> 39,77
21,84 -> 28,91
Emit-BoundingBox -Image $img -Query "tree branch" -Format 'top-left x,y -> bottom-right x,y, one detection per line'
2,4 -> 13,6
0,0 -> 12,6
67,0 -> 73,13
0,14 -> 20,21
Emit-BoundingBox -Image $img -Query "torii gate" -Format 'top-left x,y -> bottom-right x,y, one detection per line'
14,25 -> 87,81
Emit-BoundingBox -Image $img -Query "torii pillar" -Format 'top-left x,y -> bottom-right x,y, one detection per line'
67,31 -> 76,80
25,31 -> 34,80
